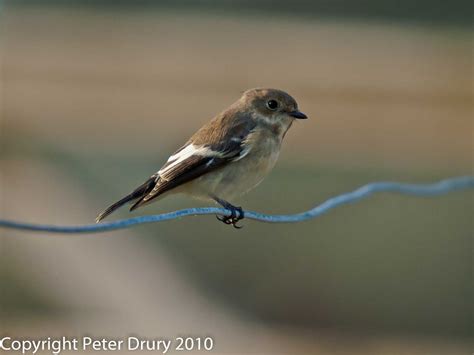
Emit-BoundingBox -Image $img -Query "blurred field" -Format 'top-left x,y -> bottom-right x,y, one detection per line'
3,6 -> 473,170
1,4 -> 473,355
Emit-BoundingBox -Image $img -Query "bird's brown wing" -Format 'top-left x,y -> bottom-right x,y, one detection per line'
129,113 -> 257,211
129,155 -> 228,211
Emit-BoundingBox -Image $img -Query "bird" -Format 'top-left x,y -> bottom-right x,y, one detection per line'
96,88 -> 308,228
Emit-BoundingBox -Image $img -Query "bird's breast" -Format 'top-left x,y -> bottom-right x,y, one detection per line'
192,132 -> 282,200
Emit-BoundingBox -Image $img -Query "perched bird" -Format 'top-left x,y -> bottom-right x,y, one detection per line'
96,88 -> 308,228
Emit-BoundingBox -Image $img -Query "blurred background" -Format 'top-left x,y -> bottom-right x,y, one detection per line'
1,1 -> 472,354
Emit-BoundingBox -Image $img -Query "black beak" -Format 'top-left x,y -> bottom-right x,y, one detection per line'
289,110 -> 308,119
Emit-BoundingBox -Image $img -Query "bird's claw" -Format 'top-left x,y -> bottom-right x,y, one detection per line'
216,206 -> 244,229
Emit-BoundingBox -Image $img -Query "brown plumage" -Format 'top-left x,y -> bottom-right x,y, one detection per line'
96,88 -> 308,227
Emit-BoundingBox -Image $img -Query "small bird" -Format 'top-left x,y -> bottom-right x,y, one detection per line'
96,88 -> 308,228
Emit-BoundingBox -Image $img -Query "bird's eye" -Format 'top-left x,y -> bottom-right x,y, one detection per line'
266,99 -> 279,111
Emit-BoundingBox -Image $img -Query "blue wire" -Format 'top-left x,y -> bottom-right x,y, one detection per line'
0,176 -> 472,234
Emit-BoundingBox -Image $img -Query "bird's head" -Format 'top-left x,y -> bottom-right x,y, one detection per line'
240,88 -> 307,132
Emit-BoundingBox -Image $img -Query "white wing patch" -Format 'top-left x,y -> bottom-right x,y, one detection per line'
157,135 -> 252,180
158,144 -> 212,177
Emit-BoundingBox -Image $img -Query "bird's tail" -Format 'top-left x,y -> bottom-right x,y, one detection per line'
95,177 -> 156,223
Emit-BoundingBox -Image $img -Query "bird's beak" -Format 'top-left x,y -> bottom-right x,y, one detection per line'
289,110 -> 308,119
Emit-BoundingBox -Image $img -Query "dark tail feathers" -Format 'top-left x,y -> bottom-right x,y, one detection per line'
95,177 -> 156,223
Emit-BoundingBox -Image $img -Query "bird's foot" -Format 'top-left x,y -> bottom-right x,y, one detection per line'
216,205 -> 244,229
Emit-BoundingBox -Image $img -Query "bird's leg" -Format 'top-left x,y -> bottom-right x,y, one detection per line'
213,197 -> 244,229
